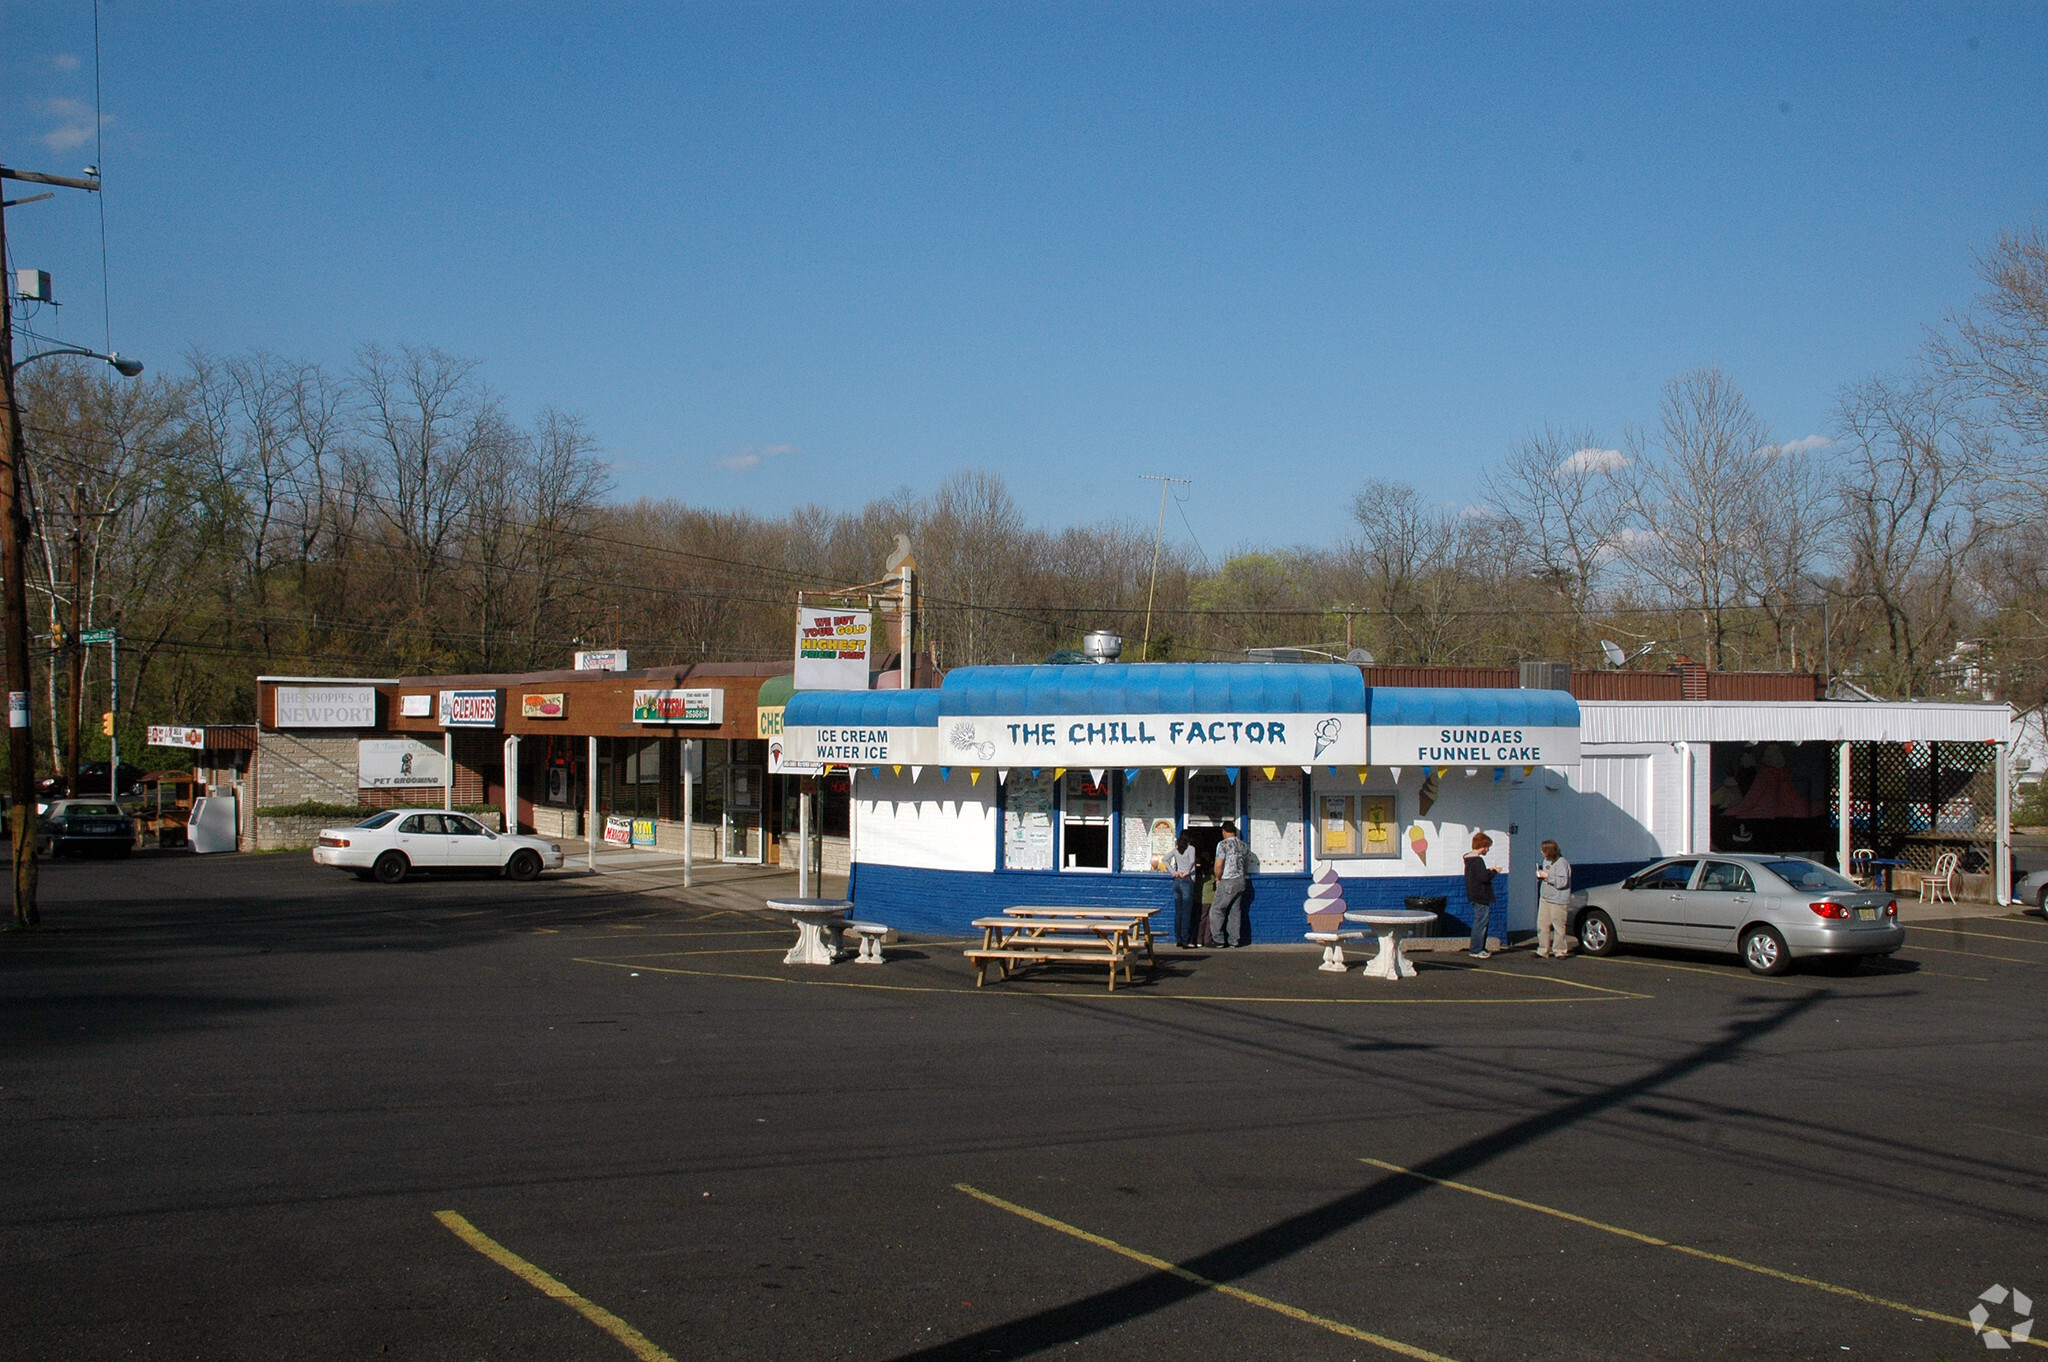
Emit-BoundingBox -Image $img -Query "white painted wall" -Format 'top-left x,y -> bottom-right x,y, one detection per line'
854,768 -> 997,871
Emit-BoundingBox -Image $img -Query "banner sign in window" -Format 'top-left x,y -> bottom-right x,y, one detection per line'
603,815 -> 634,846
794,606 -> 873,691
438,689 -> 502,728
147,725 -> 207,750
633,688 -> 724,725
274,685 -> 376,728
359,738 -> 445,789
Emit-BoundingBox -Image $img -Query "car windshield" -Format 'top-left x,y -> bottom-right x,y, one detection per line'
354,811 -> 401,829
1762,859 -> 1862,893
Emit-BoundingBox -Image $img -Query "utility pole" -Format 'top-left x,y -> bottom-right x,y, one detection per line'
2,162 -> 105,928
1138,474 -> 1188,663
66,485 -> 83,796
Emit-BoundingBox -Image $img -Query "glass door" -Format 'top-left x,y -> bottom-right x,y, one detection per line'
725,740 -> 765,862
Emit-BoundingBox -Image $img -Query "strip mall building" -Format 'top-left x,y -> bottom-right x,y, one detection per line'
249,660 -> 2015,937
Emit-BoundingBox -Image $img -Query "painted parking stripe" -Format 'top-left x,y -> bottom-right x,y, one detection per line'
1902,942 -> 2043,966
1356,1158 -> 2038,1349
434,1211 -> 676,1362
954,1183 -> 1461,1361
1906,924 -> 2048,947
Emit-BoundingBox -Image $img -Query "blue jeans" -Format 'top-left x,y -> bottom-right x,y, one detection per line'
1173,877 -> 1198,945
1209,879 -> 1248,946
1469,900 -> 1493,952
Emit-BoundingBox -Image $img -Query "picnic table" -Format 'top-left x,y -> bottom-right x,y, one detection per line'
964,906 -> 1162,991
764,897 -> 853,966
1342,909 -> 1438,981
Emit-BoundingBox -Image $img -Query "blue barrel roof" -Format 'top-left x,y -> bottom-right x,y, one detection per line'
937,663 -> 1369,715
1367,686 -> 1580,728
783,688 -> 945,728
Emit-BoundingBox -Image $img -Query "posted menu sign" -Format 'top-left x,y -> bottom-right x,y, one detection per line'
273,685 -> 375,728
633,688 -> 724,725
793,606 -> 873,691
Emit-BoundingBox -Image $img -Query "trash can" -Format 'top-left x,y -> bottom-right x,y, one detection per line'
1405,895 -> 1450,936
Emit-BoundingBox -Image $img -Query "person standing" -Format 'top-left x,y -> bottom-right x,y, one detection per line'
1464,831 -> 1498,958
1209,821 -> 1249,948
1534,838 -> 1572,958
1168,832 -> 1200,948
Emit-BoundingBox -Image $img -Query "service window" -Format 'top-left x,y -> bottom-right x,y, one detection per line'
1247,768 -> 1304,873
1317,792 -> 1399,860
1003,772 -> 1056,870
1061,773 -> 1113,871
1121,770 -> 1177,871
1185,770 -> 1237,826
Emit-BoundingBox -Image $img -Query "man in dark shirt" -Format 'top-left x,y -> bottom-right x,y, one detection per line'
1464,831 -> 1499,959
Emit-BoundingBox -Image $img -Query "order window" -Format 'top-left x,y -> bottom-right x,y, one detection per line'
1318,793 -> 1398,860
1062,773 -> 1113,871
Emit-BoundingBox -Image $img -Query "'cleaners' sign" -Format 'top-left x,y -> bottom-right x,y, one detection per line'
438,689 -> 502,728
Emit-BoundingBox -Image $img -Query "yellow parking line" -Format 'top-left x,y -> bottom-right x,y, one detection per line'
954,1184 -> 1460,1361
1356,1159 -> 2036,1348
433,1211 -> 675,1362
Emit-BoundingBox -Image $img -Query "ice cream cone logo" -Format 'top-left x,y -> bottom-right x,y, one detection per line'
1314,717 -> 1342,759
1408,822 -> 1429,861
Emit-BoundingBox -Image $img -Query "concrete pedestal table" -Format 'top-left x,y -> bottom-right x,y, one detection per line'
765,897 -> 852,966
1342,910 -> 1439,981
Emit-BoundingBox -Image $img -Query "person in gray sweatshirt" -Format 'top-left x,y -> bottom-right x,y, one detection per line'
1534,838 -> 1572,958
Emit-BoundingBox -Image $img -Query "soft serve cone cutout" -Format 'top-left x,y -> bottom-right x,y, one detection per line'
1304,866 -> 1348,933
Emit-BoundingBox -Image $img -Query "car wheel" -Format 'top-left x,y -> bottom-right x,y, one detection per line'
2035,883 -> 2048,910
1577,909 -> 1618,957
1742,925 -> 1790,976
372,851 -> 410,885
505,849 -> 542,882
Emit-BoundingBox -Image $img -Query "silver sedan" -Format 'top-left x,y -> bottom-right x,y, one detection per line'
1573,854 -> 1904,976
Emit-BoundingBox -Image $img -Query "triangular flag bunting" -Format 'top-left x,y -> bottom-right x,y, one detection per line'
1262,766 -> 1276,780
939,767 -> 951,780
910,766 -> 923,782
1435,766 -> 1450,778
1389,766 -> 1403,782
1225,767 -> 1238,784
1125,768 -> 1140,783
1162,767 -> 1177,781
872,767 -> 882,779
1358,767 -> 1370,784
1521,765 -> 1534,777
970,769 -> 981,786
1052,767 -> 1067,781
1493,767 -> 1506,784
1032,768 -> 1042,779
1301,765 -> 1312,774
997,769 -> 1009,784
1089,768 -> 1105,786
892,765 -> 902,776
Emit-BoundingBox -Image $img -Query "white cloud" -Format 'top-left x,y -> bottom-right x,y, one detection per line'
51,53 -> 81,73
1558,446 -> 1629,476
717,442 -> 800,472
1777,434 -> 1834,456
40,96 -> 108,152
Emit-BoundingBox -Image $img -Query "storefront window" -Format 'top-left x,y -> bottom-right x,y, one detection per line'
1185,770 -> 1238,827
696,740 -> 727,826
821,771 -> 850,837
1003,772 -> 1056,870
1247,768 -> 1305,872
1121,770 -> 1176,871
1062,773 -> 1113,871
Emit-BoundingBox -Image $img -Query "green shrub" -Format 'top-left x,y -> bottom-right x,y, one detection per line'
257,801 -> 502,819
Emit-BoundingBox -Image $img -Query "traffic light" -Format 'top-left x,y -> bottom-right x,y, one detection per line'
101,711 -> 114,736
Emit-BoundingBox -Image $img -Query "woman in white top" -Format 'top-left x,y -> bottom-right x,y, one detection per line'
1168,833 -> 1200,948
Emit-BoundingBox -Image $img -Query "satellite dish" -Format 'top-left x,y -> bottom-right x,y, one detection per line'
1346,648 -> 1375,665
1599,639 -> 1628,668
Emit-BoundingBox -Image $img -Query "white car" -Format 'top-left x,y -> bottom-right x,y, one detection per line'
313,810 -> 565,883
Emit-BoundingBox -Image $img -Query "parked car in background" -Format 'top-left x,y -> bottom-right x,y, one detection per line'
38,799 -> 137,857
2015,866 -> 2048,909
1573,854 -> 1903,975
312,810 -> 565,884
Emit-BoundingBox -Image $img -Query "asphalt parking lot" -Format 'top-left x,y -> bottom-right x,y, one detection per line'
5,851 -> 2047,1360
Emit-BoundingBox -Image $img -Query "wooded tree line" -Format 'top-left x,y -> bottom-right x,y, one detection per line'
13,221 -> 2048,772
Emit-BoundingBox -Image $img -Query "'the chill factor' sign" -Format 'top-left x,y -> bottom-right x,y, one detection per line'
1368,724 -> 1580,766
633,688 -> 724,725
438,689 -> 502,728
793,606 -> 873,691
789,712 -> 1368,769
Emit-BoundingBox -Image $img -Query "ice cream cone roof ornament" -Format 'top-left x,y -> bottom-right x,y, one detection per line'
1304,865 -> 1348,929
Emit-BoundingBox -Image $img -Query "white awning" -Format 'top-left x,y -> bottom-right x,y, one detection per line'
1580,699 -> 2014,746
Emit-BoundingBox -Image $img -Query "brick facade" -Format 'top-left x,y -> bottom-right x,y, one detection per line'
255,730 -> 359,808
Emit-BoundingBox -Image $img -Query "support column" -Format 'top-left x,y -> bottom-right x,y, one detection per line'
1837,741 -> 1853,874
1677,741 -> 1695,854
503,735 -> 519,834
587,735 -> 599,873
798,774 -> 812,897
682,739 -> 694,888
1997,741 -> 2012,906
442,732 -> 453,812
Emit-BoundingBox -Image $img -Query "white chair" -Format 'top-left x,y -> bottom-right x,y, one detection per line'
1850,847 -> 1875,885
1919,852 -> 1960,904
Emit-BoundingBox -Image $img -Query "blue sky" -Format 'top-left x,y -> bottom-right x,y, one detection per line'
7,3 -> 2046,557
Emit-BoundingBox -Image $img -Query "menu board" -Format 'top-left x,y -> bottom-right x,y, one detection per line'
1121,770 -> 1177,871
1004,772 -> 1056,870
1186,770 -> 1238,825
1248,768 -> 1304,873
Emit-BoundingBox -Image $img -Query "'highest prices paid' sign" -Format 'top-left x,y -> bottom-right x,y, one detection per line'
794,605 -> 873,690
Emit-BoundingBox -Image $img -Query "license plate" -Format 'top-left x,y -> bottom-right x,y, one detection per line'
1856,907 -> 1876,921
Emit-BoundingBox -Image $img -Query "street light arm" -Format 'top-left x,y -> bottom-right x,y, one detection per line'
18,346 -> 142,377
